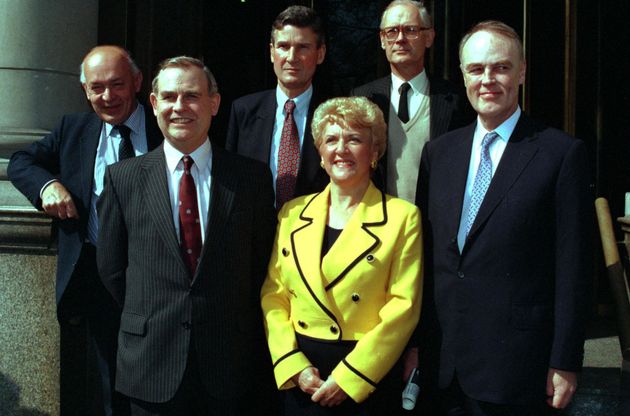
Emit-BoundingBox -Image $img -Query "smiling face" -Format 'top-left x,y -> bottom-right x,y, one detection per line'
270,25 -> 326,98
82,46 -> 142,125
150,65 -> 220,154
318,122 -> 378,189
380,4 -> 434,80
460,30 -> 526,131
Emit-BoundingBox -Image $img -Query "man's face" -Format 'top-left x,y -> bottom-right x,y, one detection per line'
82,48 -> 142,125
150,66 -> 220,154
270,25 -> 325,98
380,4 -> 434,78
460,30 -> 526,130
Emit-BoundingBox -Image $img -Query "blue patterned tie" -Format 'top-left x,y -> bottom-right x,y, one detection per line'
464,132 -> 499,236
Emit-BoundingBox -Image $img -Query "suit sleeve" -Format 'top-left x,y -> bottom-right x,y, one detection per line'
96,166 -> 128,307
550,139 -> 592,371
225,101 -> 240,152
7,117 -> 66,208
331,206 -> 423,403
260,206 -> 314,390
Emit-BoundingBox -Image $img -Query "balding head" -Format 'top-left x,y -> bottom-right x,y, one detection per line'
80,45 -> 143,125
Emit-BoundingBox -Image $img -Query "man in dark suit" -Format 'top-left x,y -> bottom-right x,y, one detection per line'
8,45 -> 161,416
226,5 -> 329,208
352,0 -> 470,203
97,56 -> 276,415
417,21 -> 591,415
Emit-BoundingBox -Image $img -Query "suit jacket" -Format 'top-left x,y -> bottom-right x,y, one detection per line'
225,88 -> 329,198
7,105 -> 161,316
261,182 -> 422,403
416,115 -> 592,404
351,75 -> 471,192
96,144 -> 276,403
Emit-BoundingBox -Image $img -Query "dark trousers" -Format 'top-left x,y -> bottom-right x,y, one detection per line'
61,243 -> 128,416
283,334 -> 405,416
129,347 -> 252,416
439,374 -> 558,416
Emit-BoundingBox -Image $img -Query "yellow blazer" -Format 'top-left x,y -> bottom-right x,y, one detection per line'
261,181 -> 423,403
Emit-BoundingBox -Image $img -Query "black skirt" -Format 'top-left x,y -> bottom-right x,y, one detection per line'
282,333 -> 405,416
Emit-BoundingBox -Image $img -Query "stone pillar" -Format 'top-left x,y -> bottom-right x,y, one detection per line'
0,1 -> 98,415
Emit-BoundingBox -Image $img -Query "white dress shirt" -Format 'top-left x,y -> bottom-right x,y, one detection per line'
87,103 -> 148,244
390,70 -> 430,121
457,106 -> 522,251
163,138 -> 213,243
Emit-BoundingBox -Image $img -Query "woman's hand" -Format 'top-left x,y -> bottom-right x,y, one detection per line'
292,366 -> 324,395
311,376 -> 348,407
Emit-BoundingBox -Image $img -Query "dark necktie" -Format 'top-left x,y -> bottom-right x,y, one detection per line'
116,124 -> 135,160
464,132 -> 500,236
276,99 -> 300,209
179,156 -> 202,277
398,82 -> 411,123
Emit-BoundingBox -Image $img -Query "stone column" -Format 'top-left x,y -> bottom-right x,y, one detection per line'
0,1 -> 98,415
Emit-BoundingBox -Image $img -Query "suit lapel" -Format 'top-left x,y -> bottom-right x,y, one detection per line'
466,116 -> 539,240
444,124 -> 476,240
194,147 -> 235,284
296,88 -> 325,194
79,114 -> 102,205
250,91 -> 276,163
321,183 -> 384,290
291,188 -> 330,308
141,147 -> 188,274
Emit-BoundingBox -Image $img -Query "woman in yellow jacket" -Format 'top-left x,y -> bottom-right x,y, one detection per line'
261,97 -> 423,415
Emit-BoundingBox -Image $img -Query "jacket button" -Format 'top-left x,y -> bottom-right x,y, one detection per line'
282,248 -> 290,257
330,325 -> 338,334
457,271 -> 464,279
351,293 -> 360,302
450,237 -> 457,244
298,320 -> 307,328
366,254 -> 375,263
182,321 -> 192,330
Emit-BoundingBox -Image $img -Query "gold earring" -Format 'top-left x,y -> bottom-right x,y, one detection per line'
320,160 -> 325,168
371,160 -> 377,169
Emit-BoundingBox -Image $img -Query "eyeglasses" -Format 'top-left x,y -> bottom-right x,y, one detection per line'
381,25 -> 432,41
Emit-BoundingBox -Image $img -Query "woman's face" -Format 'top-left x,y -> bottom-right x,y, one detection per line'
318,121 -> 378,188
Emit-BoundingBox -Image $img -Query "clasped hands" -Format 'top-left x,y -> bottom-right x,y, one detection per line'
293,367 -> 348,407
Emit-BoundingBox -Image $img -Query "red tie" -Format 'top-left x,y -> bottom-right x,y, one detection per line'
179,156 -> 202,276
276,99 -> 300,209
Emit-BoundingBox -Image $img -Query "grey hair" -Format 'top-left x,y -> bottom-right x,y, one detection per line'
151,56 -> 218,95
380,0 -> 433,29
79,46 -> 140,84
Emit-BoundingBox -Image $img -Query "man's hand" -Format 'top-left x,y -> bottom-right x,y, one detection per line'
292,366 -> 324,395
546,368 -> 577,409
311,376 -> 348,407
41,181 -> 79,219
403,346 -> 419,381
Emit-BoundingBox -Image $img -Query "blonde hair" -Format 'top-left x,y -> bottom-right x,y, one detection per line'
311,97 -> 387,159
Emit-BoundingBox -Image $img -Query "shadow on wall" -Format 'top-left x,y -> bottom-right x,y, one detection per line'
0,373 -> 49,416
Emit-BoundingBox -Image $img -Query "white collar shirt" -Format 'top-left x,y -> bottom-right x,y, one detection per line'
163,138 -> 213,244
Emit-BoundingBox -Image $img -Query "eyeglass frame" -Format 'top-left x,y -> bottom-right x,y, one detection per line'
380,25 -> 433,42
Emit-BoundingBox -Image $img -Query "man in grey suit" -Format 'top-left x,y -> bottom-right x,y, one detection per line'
97,56 -> 276,415
352,0 -> 469,202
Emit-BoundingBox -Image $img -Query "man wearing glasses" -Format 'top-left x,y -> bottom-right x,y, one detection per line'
352,0 -> 470,203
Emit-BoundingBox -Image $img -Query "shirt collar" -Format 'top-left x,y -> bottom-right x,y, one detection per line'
391,70 -> 429,95
476,106 -> 521,144
275,84 -> 313,116
104,101 -> 143,137
163,137 -> 212,174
